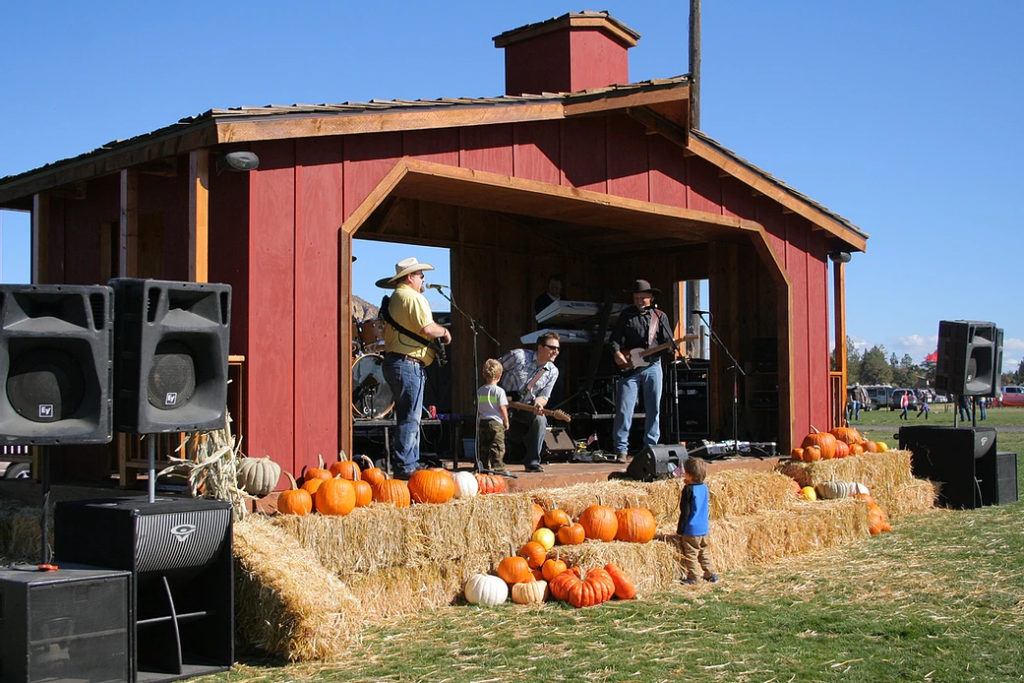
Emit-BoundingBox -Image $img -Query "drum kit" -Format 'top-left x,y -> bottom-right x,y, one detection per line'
351,318 -> 393,419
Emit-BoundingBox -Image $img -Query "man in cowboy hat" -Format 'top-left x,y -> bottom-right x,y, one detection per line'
608,279 -> 675,463
376,257 -> 452,479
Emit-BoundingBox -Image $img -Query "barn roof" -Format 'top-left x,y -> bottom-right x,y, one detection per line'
0,74 -> 866,248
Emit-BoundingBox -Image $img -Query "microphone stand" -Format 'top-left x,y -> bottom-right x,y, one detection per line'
431,286 -> 500,473
695,310 -> 745,457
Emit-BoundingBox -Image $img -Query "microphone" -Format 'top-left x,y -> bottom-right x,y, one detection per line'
426,284 -> 448,291
692,309 -> 710,315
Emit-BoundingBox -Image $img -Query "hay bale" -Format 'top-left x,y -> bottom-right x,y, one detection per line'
234,516 -> 363,662
885,478 -> 937,517
550,539 -> 682,595
706,469 -> 799,519
777,450 -> 919,512
270,495 -> 532,576
0,500 -> 47,563
344,558 -> 492,621
530,480 -> 663,521
696,498 -> 870,571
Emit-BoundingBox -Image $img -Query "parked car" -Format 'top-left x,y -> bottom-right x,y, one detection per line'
1002,386 -> 1024,407
888,388 -> 919,410
0,461 -> 31,479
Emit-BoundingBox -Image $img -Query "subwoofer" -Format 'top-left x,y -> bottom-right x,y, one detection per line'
899,425 -> 996,509
110,279 -> 231,433
54,497 -> 233,682
0,285 -> 113,445
935,320 -> 1001,397
626,444 -> 688,482
0,565 -> 131,683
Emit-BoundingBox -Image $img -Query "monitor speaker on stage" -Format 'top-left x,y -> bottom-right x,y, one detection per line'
0,284 -> 113,445
935,320 -> 1002,397
110,279 -> 231,434
626,444 -> 687,482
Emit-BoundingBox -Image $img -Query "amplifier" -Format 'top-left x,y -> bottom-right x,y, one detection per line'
54,497 -> 233,682
626,444 -> 687,481
0,565 -> 131,683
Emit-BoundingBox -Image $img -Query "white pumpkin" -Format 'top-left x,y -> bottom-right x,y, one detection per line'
452,471 -> 479,499
511,579 -> 548,605
464,573 -> 508,606
237,456 -> 282,496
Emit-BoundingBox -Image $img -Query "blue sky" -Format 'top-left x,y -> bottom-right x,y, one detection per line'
2,1 -> 1021,372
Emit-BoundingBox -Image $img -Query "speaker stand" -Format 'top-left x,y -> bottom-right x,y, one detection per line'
39,448 -> 52,565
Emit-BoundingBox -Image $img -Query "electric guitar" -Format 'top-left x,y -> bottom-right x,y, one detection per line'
509,401 -> 572,423
621,336 -> 695,372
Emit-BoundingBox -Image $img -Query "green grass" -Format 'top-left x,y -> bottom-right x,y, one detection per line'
201,411 -> 1024,682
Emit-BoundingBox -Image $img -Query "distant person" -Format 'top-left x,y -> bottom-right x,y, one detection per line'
977,396 -> 987,421
958,395 -> 971,422
534,274 -> 564,315
916,396 -> 930,420
477,359 -> 510,474
677,457 -> 718,585
899,391 -> 910,420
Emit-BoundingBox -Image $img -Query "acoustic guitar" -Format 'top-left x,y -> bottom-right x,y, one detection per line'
621,336 -> 695,371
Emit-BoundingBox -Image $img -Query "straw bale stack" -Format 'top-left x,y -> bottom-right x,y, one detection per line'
0,499 -> 46,563
776,450 -> 928,515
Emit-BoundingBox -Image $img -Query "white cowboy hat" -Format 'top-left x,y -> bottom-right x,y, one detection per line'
375,256 -> 435,288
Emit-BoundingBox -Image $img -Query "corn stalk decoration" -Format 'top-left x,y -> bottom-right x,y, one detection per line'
157,411 -> 250,520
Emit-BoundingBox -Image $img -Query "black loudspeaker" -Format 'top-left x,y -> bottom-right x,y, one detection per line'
0,565 -> 131,682
0,285 -> 113,445
675,367 -> 709,439
626,444 -> 688,482
543,428 -> 575,454
54,497 -> 233,681
899,425 -> 996,509
935,320 -> 1002,397
981,452 -> 1018,506
110,279 -> 231,434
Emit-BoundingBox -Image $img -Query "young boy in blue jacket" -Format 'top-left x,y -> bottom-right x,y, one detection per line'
677,456 -> 718,584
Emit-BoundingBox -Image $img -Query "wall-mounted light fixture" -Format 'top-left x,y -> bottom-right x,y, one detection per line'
217,151 -> 260,172
828,250 -> 852,263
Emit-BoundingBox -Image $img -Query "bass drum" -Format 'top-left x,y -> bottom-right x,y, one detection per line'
352,353 -> 394,419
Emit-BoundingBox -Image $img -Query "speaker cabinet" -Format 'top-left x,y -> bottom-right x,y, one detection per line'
935,320 -> 1002,397
671,362 -> 709,440
899,425 -> 996,509
626,444 -> 688,482
0,565 -> 131,683
110,279 -> 231,434
54,497 -> 233,682
543,428 -> 575,454
0,285 -> 113,445
980,452 -> 1018,506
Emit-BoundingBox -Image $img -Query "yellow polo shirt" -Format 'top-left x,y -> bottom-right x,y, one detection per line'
383,283 -> 437,365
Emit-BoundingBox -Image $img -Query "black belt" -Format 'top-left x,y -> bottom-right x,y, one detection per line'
384,351 -> 424,366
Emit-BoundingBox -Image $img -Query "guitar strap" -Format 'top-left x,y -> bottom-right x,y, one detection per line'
647,308 -> 659,346
379,295 -> 434,349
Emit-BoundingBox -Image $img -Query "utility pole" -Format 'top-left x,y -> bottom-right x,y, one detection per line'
686,0 -> 704,357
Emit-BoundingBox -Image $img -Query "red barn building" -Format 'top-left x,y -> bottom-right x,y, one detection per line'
0,12 -> 866,484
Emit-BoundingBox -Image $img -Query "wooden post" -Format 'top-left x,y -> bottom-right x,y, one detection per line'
31,193 -> 50,283
119,169 -> 138,277
189,149 -> 210,282
833,259 -> 848,394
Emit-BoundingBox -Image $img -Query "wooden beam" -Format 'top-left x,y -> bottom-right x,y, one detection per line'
31,193 -> 50,284
564,84 -> 690,118
188,150 -> 210,282
625,107 -> 688,148
833,259 -> 847,401
119,169 -> 138,277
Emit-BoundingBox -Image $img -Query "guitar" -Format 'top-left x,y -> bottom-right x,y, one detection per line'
509,401 -> 572,423
621,336 -> 695,371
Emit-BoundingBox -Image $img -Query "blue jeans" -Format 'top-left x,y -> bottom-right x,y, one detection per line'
612,362 -> 663,455
383,355 -> 425,476
510,411 -> 547,468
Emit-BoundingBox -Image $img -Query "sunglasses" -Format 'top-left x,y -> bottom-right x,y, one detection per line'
542,344 -> 561,351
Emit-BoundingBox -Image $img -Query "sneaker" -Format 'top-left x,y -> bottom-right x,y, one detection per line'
614,453 -> 628,463
705,574 -> 719,583
524,465 -> 545,473
680,577 -> 697,585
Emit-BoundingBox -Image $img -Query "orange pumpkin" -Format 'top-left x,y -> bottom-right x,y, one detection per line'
352,479 -> 372,507
604,562 -> 637,600
566,568 -> 616,608
849,442 -> 865,456
790,447 -> 805,461
830,426 -> 863,445
372,478 -> 411,507
864,441 -> 881,453
579,505 -> 618,542
314,477 -> 356,515
803,445 -> 822,462
543,509 -> 571,530
329,451 -> 361,481
497,555 -> 534,584
614,508 -> 657,543
301,477 -> 326,496
867,502 -> 890,534
556,522 -> 585,545
531,504 -> 546,531
408,469 -> 455,504
549,567 -> 580,601
541,558 -> 568,581
303,454 -> 333,483
361,466 -> 387,488
278,472 -> 313,516
834,441 -> 850,459
518,541 -> 548,569
801,429 -> 837,460
475,473 -> 507,494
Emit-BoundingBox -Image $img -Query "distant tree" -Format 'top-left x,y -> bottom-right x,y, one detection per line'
845,337 -> 862,384
891,353 -> 919,387
860,346 -> 892,384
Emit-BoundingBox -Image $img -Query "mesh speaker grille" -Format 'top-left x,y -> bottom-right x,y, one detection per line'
146,341 -> 196,410
6,348 -> 84,421
134,507 -> 231,574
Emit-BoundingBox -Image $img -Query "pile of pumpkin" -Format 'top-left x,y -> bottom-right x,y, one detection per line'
463,504 -> 652,608
793,478 -> 892,536
791,425 -> 889,462
274,454 -> 509,516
